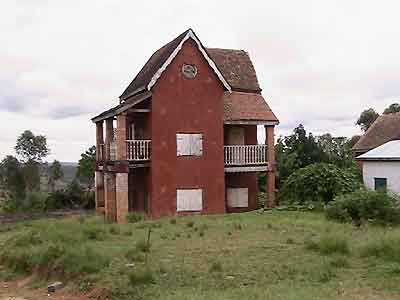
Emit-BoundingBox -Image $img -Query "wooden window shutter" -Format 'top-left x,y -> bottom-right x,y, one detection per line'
190,133 -> 203,156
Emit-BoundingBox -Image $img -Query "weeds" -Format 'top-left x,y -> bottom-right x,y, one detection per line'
186,221 -> 195,228
128,269 -> 155,286
305,234 -> 350,255
136,239 -> 151,253
126,212 -> 145,223
209,261 -> 223,272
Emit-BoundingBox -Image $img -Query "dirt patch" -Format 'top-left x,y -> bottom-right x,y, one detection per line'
0,279 -> 93,300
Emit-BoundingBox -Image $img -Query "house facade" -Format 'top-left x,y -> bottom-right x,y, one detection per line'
92,29 -> 279,222
356,140 -> 400,195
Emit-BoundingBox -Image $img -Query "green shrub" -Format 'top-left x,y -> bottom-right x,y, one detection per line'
136,239 -> 150,253
305,235 -> 349,255
109,226 -> 120,235
186,220 -> 195,228
361,236 -> 400,262
170,218 -> 177,225
281,163 -> 360,204
326,189 -> 400,225
329,255 -> 350,268
209,261 -> 223,272
125,249 -> 145,262
128,269 -> 155,286
83,227 -> 107,241
126,212 -> 145,223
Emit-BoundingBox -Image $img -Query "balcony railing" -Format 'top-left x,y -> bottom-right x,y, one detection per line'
224,144 -> 267,166
110,141 -> 117,161
127,140 -> 151,161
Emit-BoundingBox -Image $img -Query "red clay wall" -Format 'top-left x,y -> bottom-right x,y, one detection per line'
224,125 -> 259,212
150,39 -> 226,218
225,173 -> 258,212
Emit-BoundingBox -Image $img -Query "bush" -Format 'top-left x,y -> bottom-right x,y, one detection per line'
305,234 -> 349,255
326,189 -> 400,225
209,261 -> 223,272
281,163 -> 360,204
361,236 -> 400,262
83,227 -> 108,241
128,269 -> 155,286
125,249 -> 145,262
126,212 -> 145,223
136,239 -> 150,253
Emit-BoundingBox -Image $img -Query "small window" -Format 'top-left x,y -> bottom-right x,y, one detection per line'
177,189 -> 203,211
374,178 -> 387,191
176,133 -> 203,156
227,188 -> 248,208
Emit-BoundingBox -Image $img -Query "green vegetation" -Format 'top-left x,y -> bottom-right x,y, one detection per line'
281,163 -> 360,204
126,212 -> 145,223
1,211 -> 400,299
326,189 -> 400,225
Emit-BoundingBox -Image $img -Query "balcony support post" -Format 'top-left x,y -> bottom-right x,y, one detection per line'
116,113 -> 128,161
95,121 -> 104,161
105,118 -> 114,161
265,125 -> 276,208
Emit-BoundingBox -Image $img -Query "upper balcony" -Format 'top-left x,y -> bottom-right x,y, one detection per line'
98,140 -> 268,171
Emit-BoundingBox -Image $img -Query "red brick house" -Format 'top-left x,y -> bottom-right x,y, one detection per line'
92,29 -> 279,222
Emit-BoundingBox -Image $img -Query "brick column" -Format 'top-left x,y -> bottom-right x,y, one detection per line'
265,125 -> 276,208
116,172 -> 129,223
96,121 -> 104,161
95,171 -> 105,212
104,172 -> 117,223
105,118 -> 114,161
116,113 -> 127,161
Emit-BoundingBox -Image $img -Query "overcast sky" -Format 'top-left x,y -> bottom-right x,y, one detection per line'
1,0 -> 399,162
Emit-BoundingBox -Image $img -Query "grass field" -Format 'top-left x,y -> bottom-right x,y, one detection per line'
1,211 -> 400,299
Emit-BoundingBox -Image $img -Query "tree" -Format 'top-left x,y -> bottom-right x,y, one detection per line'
15,130 -> 49,192
49,160 -> 63,192
15,130 -> 50,162
275,125 -> 327,188
383,103 -> 400,114
316,134 -> 354,168
356,108 -> 379,132
76,146 -> 96,190
0,156 -> 25,200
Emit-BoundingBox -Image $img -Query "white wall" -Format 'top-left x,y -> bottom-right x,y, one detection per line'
363,161 -> 400,195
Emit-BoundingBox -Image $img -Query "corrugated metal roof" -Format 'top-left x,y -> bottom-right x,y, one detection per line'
357,140 -> 400,161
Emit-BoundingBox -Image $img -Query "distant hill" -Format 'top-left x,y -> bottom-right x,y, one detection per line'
39,162 -> 78,191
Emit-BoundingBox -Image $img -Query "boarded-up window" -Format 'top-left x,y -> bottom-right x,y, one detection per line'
177,189 -> 203,211
176,133 -> 203,156
227,188 -> 248,208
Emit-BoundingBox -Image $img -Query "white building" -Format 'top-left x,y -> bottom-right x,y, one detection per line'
357,140 -> 400,194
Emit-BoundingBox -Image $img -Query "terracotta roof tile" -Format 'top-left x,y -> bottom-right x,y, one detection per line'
206,48 -> 261,93
353,112 -> 400,153
223,92 -> 278,123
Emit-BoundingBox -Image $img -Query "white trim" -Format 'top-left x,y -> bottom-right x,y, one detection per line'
224,165 -> 268,173
147,30 -> 231,92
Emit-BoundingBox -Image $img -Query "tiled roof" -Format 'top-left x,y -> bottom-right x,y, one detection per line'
223,92 -> 278,123
353,113 -> 400,153
119,29 -> 261,100
206,48 -> 261,93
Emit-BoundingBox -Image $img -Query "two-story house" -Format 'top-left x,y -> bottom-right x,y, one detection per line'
92,29 -> 279,222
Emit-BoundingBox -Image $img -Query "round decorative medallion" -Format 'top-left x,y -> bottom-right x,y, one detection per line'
182,64 -> 197,79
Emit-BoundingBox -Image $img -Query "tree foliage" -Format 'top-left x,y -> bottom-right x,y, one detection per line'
0,155 -> 25,200
77,146 -> 96,189
356,108 -> 379,132
15,130 -> 49,162
383,103 -> 400,114
281,163 -> 360,204
49,160 -> 64,192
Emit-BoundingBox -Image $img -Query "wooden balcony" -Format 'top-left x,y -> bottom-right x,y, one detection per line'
126,140 -> 151,161
224,144 -> 268,172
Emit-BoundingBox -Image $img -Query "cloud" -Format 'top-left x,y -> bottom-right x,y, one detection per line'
1,0 -> 400,161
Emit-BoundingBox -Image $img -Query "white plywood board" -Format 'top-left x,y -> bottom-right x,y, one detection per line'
227,188 -> 248,208
177,189 -> 203,211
